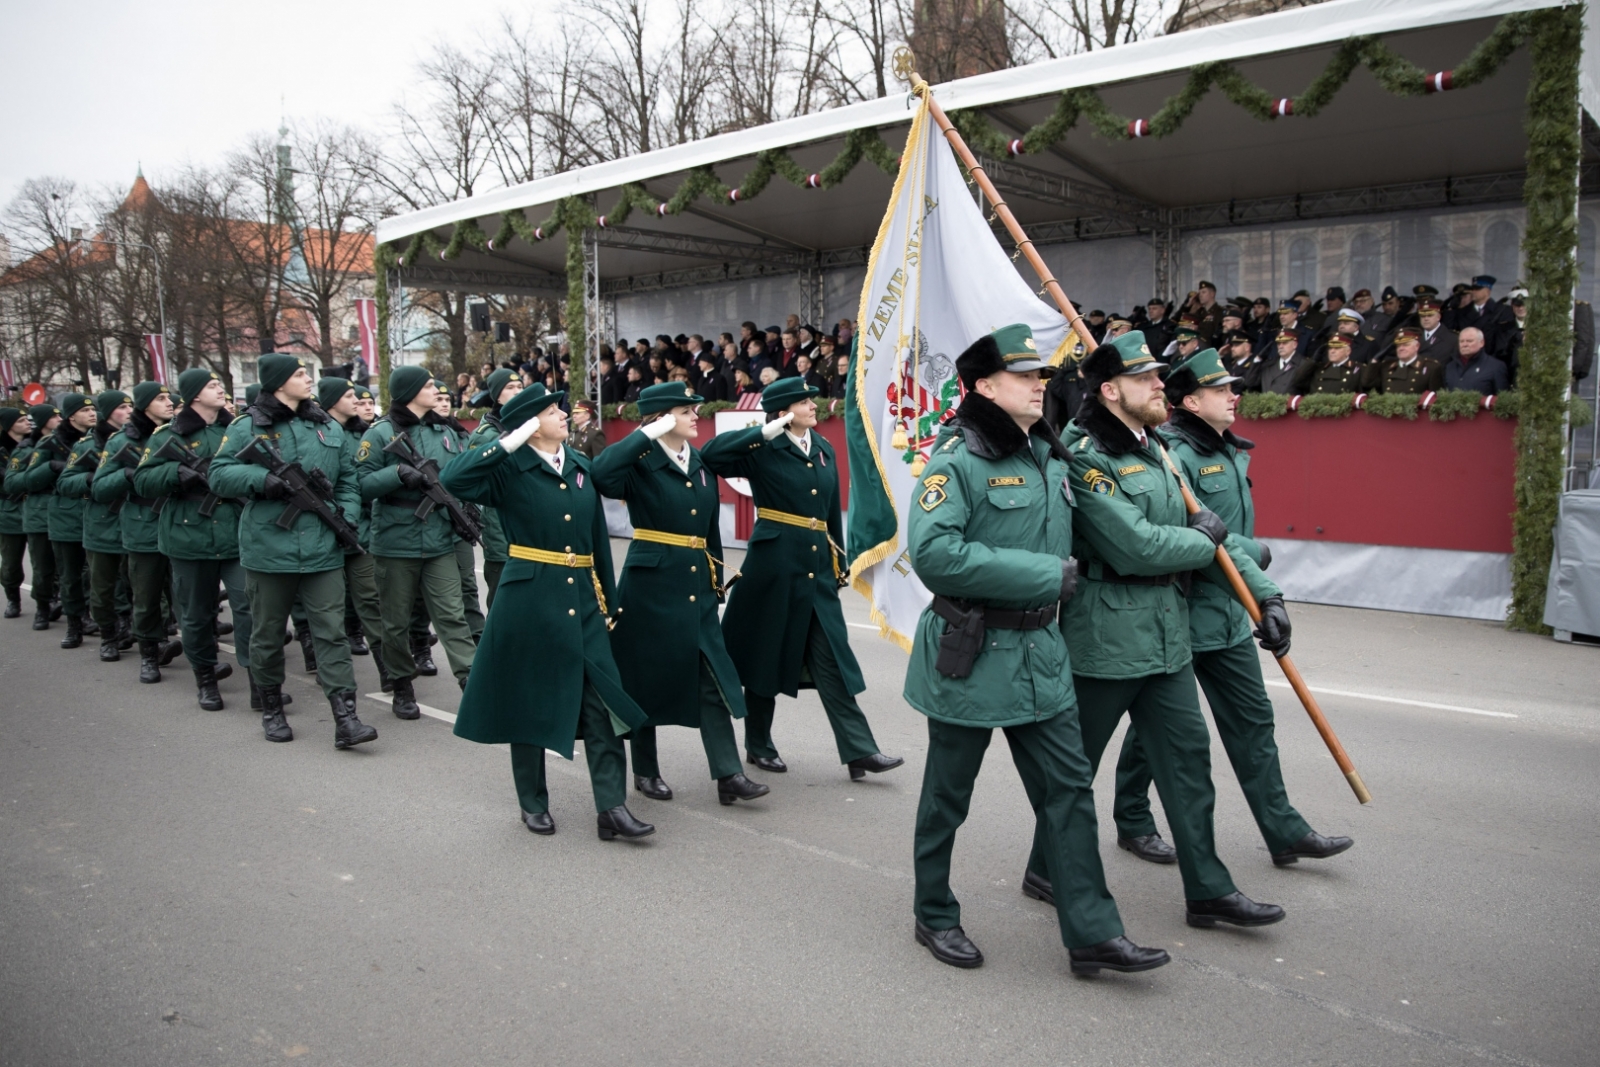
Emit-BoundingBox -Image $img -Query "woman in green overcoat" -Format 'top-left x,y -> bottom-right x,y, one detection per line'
439,384 -> 655,842
699,377 -> 902,779
592,381 -> 770,807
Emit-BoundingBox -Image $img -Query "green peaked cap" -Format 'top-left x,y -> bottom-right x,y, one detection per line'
499,382 -> 565,430
1175,347 -> 1240,389
990,322 -> 1051,372
636,381 -> 704,416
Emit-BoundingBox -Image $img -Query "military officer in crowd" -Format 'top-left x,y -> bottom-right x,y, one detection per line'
73,390 -> 135,661
440,384 -> 653,840
1251,331 -> 1307,395
26,393 -> 99,647
1293,335 -> 1366,395
135,369 -> 255,710
356,366 -> 478,720
464,368 -> 523,609
318,376 -> 385,668
1371,328 -> 1445,394
700,376 -> 903,780
1,407 -> 33,618
91,382 -> 179,681
1415,300 -> 1458,365
209,353 -> 377,749
592,381 -> 770,807
904,324 -> 1168,976
1022,331 -> 1286,930
1112,347 -> 1353,869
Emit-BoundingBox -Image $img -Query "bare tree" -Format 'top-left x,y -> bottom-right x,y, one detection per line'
0,178 -> 108,388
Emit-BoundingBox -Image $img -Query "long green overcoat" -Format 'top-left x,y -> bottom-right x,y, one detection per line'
439,437 -> 646,757
903,401 -> 1076,728
90,413 -> 163,554
40,429 -> 95,542
1062,400 -> 1276,680
73,424 -> 124,554
356,412 -> 463,558
699,424 -> 864,699
464,414 -> 508,564
134,409 -> 245,561
591,428 -> 747,727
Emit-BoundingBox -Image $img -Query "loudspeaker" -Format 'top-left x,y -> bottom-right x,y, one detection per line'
470,303 -> 490,333
495,322 -> 511,344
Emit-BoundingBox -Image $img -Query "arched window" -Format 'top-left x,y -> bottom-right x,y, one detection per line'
1210,241 -> 1241,298
1349,232 -> 1382,295
1287,237 -> 1318,296
1483,220 -> 1520,286
1397,216 -> 1446,291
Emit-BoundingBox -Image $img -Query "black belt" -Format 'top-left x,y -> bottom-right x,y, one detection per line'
1084,560 -> 1179,587
931,594 -> 1057,630
386,493 -> 426,506
127,494 -> 158,508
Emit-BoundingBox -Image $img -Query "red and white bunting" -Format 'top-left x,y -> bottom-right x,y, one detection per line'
1425,70 -> 1454,93
1127,119 -> 1150,139
144,334 -> 169,385
1274,98 -> 1294,117
0,358 -> 14,392
805,173 -> 821,188
1006,139 -> 1025,157
656,203 -> 669,216
727,189 -> 743,203
354,298 -> 379,378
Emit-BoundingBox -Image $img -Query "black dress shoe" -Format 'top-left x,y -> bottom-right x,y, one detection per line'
633,775 -> 673,801
747,754 -> 787,773
1272,830 -> 1354,866
1021,869 -> 1055,906
847,752 -> 905,780
717,773 -> 770,805
1118,832 -> 1178,864
597,805 -> 655,841
1069,936 -> 1171,975
914,920 -> 983,968
1186,891 -> 1285,928
522,810 -> 555,835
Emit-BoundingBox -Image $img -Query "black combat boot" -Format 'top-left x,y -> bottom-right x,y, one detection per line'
195,666 -> 224,711
377,654 -> 392,693
347,617 -> 369,656
249,671 -> 294,709
4,589 -> 20,618
138,640 -> 162,683
259,684 -> 293,743
48,596 -> 62,621
411,633 -> 437,676
294,620 -> 317,673
99,636 -> 121,662
158,639 -> 184,667
214,663 -> 233,682
330,691 -> 377,749
80,615 -> 100,637
217,619 -> 234,636
32,606 -> 50,630
61,615 -> 84,649
391,677 -> 421,720
115,612 -> 134,650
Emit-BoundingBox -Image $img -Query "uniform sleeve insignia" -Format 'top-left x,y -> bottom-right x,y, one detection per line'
918,473 -> 949,512
987,476 -> 1025,487
1116,463 -> 1146,476
356,440 -> 372,463
1198,464 -> 1226,476
1083,468 -> 1116,495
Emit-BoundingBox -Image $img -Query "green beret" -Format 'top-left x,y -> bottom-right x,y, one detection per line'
28,403 -> 58,425
1163,347 -> 1239,403
177,367 -> 221,404
472,369 -> 523,408
257,352 -> 308,394
60,393 -> 91,419
317,376 -> 354,410
389,365 -> 432,405
132,381 -> 172,412
94,390 -> 131,421
499,383 -> 565,431
636,381 -> 703,416
1081,331 -> 1166,386
759,376 -> 821,413
0,408 -> 21,434
245,383 -> 261,406
955,323 -> 1054,388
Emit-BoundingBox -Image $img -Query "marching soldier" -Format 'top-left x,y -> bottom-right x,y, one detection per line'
27,393 -> 99,647
1113,347 -> 1353,868
356,366 -> 477,719
74,390 -> 134,661
700,376 -> 903,780
135,369 -> 256,710
1,407 -> 32,618
592,382 -> 770,807
209,353 -> 377,749
434,378 -> 485,641
1292,335 -> 1365,395
904,324 -> 1168,975
464,368 -> 523,609
318,376 -> 386,679
1370,328 -> 1445,395
440,384 -> 653,840
18,403 -> 62,629
1022,331 -> 1286,930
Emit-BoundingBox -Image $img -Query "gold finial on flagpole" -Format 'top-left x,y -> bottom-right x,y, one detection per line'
891,47 -> 927,96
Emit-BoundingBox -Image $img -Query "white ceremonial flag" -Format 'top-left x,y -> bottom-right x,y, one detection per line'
844,93 -> 1071,650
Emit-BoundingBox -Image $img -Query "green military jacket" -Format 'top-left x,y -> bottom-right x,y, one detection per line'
464,413 -> 508,563
592,428 -> 746,728
73,422 -> 125,554
208,396 -> 360,575
700,424 -> 865,699
356,409 -> 462,559
36,427 -> 95,542
1063,400 -> 1276,679
330,414 -> 372,549
90,412 -> 163,554
17,438 -> 51,535
134,408 -> 245,561
903,396 -> 1076,728
0,438 -> 28,536
1157,409 -> 1272,653
440,435 -> 645,757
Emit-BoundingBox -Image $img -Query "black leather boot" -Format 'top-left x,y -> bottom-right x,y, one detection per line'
216,615 -> 233,637
31,607 -> 49,630
249,673 -> 293,709
4,591 -> 21,618
391,677 -> 421,720
346,618 -> 368,656
158,639 -> 184,667
61,614 -> 84,649
80,615 -> 100,637
597,805 -> 655,841
717,773 -> 770,805
259,684 -> 293,742
99,637 -> 121,662
48,596 -> 62,621
411,633 -> 437,676
214,663 -> 233,682
195,666 -> 224,711
294,621 -> 317,673
377,654 -> 392,693
138,640 -> 162,683
330,691 -> 377,749
116,613 -> 135,650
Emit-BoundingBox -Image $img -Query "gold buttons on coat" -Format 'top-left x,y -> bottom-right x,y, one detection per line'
807,572 -> 814,579
811,545 -> 817,551
567,609 -> 575,616
567,577 -> 574,584
810,489 -> 817,495
690,508 -> 697,515
564,546 -> 572,552
685,481 -> 692,488
564,514 -> 571,521
807,462 -> 813,468
690,566 -> 697,572
559,483 -> 567,489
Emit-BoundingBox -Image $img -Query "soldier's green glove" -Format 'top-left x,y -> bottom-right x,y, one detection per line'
1187,507 -> 1228,546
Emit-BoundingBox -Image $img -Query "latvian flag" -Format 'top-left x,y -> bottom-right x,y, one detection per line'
144,334 -> 169,385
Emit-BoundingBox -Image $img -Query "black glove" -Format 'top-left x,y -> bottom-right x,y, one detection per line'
176,465 -> 208,492
1187,507 -> 1228,546
1257,542 -> 1272,571
1253,595 -> 1292,657
48,459 -> 66,473
122,467 -> 138,486
396,464 -> 428,490
259,472 -> 291,500
1059,557 -> 1079,603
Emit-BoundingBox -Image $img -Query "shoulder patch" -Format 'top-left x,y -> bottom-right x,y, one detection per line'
988,476 -> 1026,487
1198,463 -> 1226,476
1083,468 -> 1116,495
356,439 -> 373,463
1116,463 -> 1146,476
918,473 -> 950,512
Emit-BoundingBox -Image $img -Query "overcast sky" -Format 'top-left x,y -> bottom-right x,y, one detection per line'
1,0 -> 552,220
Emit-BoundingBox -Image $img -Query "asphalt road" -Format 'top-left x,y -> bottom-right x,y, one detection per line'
2,546 -> 1596,1067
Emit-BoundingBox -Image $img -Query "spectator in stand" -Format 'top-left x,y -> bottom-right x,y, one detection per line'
1310,286 -> 1346,334
622,364 -> 646,403
1168,324 -> 1202,361
670,334 -> 692,367
733,363 -> 762,409
1370,328 -> 1445,394
758,366 -> 780,390
739,322 -> 759,348
598,354 -> 624,404
1319,308 -> 1378,364
1085,309 -> 1107,343
1246,297 -> 1274,347
764,325 -> 782,352
479,361 -> 496,384
784,313 -> 800,335
836,319 -> 855,349
1221,328 -> 1258,380
1415,300 -> 1458,365
1454,276 -> 1517,360
1219,304 -> 1245,343
1293,335 -> 1365,396
1504,289 -> 1527,382
793,353 -> 827,394
645,353 -> 667,385
1141,297 -> 1175,355
1267,299 -> 1311,359
1350,288 -> 1376,321
1443,327 -> 1510,396
1189,280 -> 1225,342
569,400 -> 607,460
829,352 -> 850,399
1366,286 -> 1401,340
697,350 -> 731,402
452,372 -> 473,409
746,337 -> 775,379
1104,317 -> 1135,339
634,338 -> 652,362
667,366 -> 691,384
1253,330 -> 1308,395
685,334 -> 711,367
774,330 -> 803,377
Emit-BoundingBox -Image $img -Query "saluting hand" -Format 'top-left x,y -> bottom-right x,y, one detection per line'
761,411 -> 795,440
642,413 -> 677,441
499,416 -> 541,453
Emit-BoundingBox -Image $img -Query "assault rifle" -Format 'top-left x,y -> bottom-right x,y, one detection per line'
100,440 -> 141,515
235,435 -> 364,552
149,436 -> 234,518
381,430 -> 483,545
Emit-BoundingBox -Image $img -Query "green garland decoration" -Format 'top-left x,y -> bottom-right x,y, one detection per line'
1294,394 -> 1356,419
1361,393 -> 1422,419
1425,390 -> 1485,422
1238,393 -> 1288,419
373,241 -> 397,406
1509,5 -> 1581,633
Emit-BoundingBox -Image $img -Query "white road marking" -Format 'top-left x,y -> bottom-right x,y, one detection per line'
363,692 -> 456,725
1264,680 -> 1516,719
219,643 -> 235,654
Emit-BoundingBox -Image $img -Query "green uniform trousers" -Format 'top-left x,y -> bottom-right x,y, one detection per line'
1114,640 -> 1312,854
743,612 -> 879,764
373,554 -> 476,683
245,568 -> 355,696
86,550 -> 126,634
343,552 -> 384,657
126,551 -> 171,643
51,540 -> 87,618
455,541 -> 484,638
1,533 -> 25,599
1028,668 -> 1238,902
916,712 -> 1124,949
510,680 -> 627,814
25,532 -> 57,607
171,558 -> 253,671
628,656 -> 743,781
482,559 -> 504,611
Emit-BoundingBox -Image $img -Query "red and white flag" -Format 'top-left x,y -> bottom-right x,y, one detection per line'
0,359 -> 15,392
144,334 -> 169,385
354,298 -> 379,378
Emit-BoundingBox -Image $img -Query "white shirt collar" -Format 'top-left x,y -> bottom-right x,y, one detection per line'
533,444 -> 563,472
786,429 -> 812,454
660,438 -> 691,473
